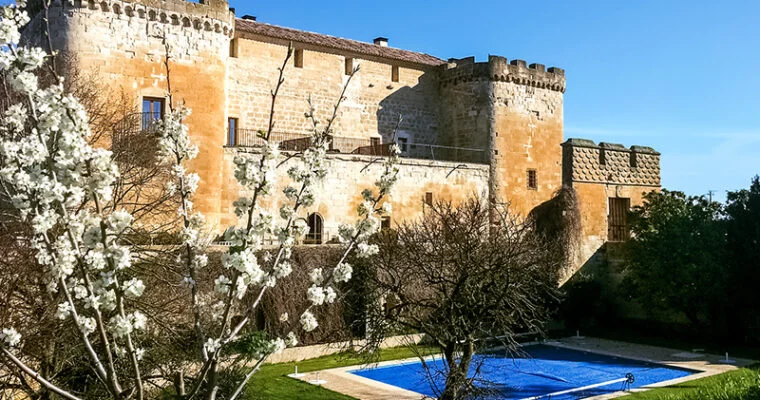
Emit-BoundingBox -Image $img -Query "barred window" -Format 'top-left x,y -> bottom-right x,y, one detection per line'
527,169 -> 537,190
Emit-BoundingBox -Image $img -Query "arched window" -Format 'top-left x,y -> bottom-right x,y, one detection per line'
305,213 -> 323,244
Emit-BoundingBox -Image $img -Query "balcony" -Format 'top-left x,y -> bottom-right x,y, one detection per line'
229,128 -> 488,164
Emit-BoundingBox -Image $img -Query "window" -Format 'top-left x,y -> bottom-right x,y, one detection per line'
608,197 -> 631,242
397,137 -> 408,152
142,97 -> 164,131
425,192 -> 433,206
527,169 -> 537,190
229,38 -> 238,58
345,57 -> 354,75
305,213 -> 323,244
391,65 -> 399,82
599,148 -> 607,165
227,117 -> 238,146
630,152 -> 638,168
294,48 -> 303,68
381,216 -> 391,230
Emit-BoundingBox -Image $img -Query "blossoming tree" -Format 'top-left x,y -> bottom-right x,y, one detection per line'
0,2 -> 399,399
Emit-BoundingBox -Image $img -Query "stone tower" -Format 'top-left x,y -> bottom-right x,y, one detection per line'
438,56 -> 566,216
23,0 -> 235,227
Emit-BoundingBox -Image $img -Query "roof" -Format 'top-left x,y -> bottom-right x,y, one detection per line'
235,19 -> 446,67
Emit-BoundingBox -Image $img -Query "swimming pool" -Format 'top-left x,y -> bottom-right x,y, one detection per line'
349,344 -> 694,399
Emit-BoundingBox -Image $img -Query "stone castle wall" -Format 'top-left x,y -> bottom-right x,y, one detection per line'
562,139 -> 661,274
221,149 -> 490,235
28,0 -> 234,226
228,36 -> 441,146
437,56 -> 566,216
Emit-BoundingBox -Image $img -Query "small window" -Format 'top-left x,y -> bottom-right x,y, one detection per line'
608,197 -> 631,242
397,137 -> 408,152
527,169 -> 537,190
425,192 -> 433,206
381,216 -> 391,230
227,117 -> 238,146
391,65 -> 399,82
305,213 -> 323,244
142,97 -> 165,131
229,38 -> 238,58
630,153 -> 638,168
599,148 -> 607,165
345,57 -> 354,75
294,48 -> 303,68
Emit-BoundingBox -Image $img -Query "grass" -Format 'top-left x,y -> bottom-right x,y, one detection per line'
244,345 -> 438,399
626,364 -> 760,400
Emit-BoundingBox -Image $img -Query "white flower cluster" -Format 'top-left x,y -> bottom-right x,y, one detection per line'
299,311 -> 318,332
109,311 -> 147,339
306,285 -> 336,306
0,328 -> 21,347
233,141 -> 279,193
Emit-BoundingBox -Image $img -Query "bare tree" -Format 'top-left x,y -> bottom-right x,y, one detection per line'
357,197 -> 562,400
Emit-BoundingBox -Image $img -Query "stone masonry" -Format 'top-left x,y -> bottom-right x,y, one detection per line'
22,0 -> 661,276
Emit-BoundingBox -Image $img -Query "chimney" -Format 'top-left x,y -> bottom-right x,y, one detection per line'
373,37 -> 388,47
242,15 -> 257,21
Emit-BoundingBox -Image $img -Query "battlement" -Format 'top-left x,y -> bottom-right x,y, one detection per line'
439,55 -> 565,92
562,138 -> 660,187
34,0 -> 235,38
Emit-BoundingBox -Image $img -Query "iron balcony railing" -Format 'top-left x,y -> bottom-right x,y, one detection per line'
115,115 -> 488,164
230,128 -> 488,164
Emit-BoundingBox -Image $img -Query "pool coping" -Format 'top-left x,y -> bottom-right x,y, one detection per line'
290,336 -> 756,400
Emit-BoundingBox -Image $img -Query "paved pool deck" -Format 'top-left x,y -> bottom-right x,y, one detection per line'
291,336 -> 756,400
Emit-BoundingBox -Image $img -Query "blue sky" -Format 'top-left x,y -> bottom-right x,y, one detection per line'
232,0 -> 760,200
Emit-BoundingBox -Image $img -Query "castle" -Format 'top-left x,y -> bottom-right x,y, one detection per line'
23,0 -> 660,276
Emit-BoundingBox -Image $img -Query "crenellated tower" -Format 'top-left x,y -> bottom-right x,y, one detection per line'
23,0 -> 236,228
438,55 -> 566,216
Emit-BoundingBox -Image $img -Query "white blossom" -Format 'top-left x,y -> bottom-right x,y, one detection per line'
214,275 -> 231,294
0,328 -> 21,347
122,278 -> 145,298
273,261 -> 292,279
204,338 -> 221,354
56,302 -> 72,320
306,285 -> 326,306
299,311 -> 318,332
325,286 -> 337,304
131,311 -> 147,331
309,268 -> 324,285
109,315 -> 133,338
77,316 -> 96,336
356,242 -> 379,258
333,263 -> 353,283
285,331 -> 298,347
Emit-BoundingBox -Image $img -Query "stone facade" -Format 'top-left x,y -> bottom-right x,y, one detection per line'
22,0 -> 661,277
562,139 -> 661,272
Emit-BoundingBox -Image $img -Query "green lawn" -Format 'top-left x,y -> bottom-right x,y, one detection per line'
626,364 -> 760,400
244,346 -> 438,399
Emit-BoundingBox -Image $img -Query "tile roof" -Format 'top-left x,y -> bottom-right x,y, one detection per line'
235,19 -> 446,67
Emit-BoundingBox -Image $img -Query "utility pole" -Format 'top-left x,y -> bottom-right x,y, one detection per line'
707,190 -> 716,203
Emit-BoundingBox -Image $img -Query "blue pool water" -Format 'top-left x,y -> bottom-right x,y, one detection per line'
349,344 -> 694,399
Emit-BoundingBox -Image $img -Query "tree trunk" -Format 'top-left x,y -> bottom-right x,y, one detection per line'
440,340 -> 474,400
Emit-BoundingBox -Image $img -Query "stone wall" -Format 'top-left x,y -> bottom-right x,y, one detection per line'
562,139 -> 661,275
437,56 -> 566,216
220,148 -> 490,233
227,36 -> 441,146
26,0 -> 235,226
